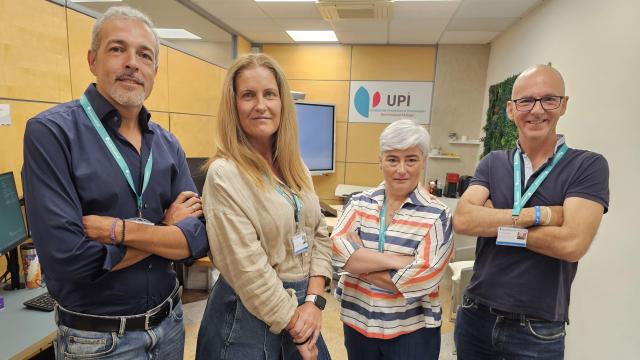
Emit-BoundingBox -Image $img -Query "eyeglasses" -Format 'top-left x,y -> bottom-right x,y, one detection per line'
511,96 -> 565,112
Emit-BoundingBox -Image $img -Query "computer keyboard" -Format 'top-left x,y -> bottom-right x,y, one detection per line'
23,291 -> 56,312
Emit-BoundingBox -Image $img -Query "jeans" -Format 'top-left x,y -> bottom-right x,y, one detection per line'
454,296 -> 565,360
196,276 -> 331,360
54,302 -> 185,359
343,324 -> 440,360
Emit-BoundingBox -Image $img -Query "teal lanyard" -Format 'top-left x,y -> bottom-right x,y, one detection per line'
274,184 -> 302,225
378,200 -> 388,253
512,143 -> 568,217
80,95 -> 153,216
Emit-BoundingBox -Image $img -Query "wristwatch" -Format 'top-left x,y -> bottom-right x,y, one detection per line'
305,294 -> 326,311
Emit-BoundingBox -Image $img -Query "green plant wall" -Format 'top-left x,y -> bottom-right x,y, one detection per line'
481,74 -> 519,158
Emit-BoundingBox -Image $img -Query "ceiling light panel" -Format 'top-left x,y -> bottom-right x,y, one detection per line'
154,28 -> 202,39
286,30 -> 338,42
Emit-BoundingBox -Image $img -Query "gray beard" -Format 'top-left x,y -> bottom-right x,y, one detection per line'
110,86 -> 146,107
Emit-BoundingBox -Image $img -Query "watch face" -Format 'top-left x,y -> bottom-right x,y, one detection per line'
315,295 -> 326,310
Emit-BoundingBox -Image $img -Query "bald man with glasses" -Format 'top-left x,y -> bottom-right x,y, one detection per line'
452,64 -> 609,359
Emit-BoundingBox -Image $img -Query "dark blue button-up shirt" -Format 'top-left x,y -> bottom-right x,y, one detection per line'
22,84 -> 209,316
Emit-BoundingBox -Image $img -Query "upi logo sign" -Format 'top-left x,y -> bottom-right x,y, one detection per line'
349,81 -> 433,124
354,87 -> 413,118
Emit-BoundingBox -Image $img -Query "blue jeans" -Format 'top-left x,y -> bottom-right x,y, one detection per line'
343,324 -> 440,360
196,276 -> 331,360
454,296 -> 566,359
54,302 -> 185,359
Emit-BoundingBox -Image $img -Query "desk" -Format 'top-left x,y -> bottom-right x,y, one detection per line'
0,286 -> 56,360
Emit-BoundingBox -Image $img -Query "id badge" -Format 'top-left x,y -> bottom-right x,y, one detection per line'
496,226 -> 528,247
291,231 -> 309,255
126,217 -> 155,226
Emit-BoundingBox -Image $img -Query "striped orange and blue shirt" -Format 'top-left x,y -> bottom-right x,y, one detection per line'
331,184 -> 453,339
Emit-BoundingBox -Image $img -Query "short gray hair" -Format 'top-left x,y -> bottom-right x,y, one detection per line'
380,119 -> 430,156
91,6 -> 160,65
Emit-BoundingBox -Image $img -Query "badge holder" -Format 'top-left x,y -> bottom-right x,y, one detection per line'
496,217 -> 528,247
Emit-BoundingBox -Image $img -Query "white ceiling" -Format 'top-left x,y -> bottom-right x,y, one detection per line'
188,0 -> 543,45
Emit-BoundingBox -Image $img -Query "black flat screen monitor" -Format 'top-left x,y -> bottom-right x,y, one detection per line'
0,172 -> 27,255
1,172 -> 28,290
186,158 -> 208,196
294,102 -> 336,175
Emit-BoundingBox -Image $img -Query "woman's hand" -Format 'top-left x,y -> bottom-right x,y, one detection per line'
288,302 -> 322,345
346,231 -> 364,247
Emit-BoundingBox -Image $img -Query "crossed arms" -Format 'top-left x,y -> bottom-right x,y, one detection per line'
453,185 -> 604,262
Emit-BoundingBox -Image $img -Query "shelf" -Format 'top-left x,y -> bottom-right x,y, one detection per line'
449,139 -> 482,145
428,155 -> 461,159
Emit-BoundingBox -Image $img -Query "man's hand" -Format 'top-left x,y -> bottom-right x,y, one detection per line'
83,215 -> 118,244
296,341 -> 318,360
163,191 -> 203,225
288,302 -> 322,345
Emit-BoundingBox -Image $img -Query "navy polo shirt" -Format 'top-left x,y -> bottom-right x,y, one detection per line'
465,140 -> 609,322
22,84 -> 209,316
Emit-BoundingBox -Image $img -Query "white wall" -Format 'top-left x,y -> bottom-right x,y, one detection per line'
484,0 -> 639,358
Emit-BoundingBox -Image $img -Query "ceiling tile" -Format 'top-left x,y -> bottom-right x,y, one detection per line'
439,31 -> 499,44
447,16 -> 516,31
390,18 -> 450,34
194,1 -> 267,19
243,31 -> 293,44
256,2 -> 322,19
336,30 -> 388,44
393,1 -> 461,19
331,20 -> 387,32
275,18 -> 333,31
454,0 -> 541,18
221,18 -> 281,32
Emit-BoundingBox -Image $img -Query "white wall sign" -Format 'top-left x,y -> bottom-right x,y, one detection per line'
348,81 -> 433,124
0,104 -> 11,125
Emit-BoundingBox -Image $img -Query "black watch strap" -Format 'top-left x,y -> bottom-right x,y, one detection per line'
304,294 -> 326,310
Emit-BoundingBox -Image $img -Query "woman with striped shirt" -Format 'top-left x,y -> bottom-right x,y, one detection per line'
332,119 -> 454,360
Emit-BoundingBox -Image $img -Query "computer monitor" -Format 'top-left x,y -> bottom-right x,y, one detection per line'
294,102 -> 336,175
0,172 -> 28,290
186,158 -> 208,196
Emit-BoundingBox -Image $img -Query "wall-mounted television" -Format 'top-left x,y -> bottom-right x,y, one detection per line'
294,102 -> 336,176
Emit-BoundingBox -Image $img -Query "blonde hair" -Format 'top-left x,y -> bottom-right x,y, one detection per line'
206,53 -> 310,192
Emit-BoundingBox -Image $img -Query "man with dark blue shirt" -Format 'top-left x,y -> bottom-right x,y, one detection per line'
453,65 -> 609,359
22,6 -> 208,359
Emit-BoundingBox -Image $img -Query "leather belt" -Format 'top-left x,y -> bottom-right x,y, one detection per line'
56,286 -> 182,333
474,299 -> 545,322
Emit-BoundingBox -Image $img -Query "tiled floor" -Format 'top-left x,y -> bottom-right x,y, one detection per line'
182,271 -> 457,359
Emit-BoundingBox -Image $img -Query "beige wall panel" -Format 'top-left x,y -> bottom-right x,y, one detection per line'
312,162 -> 345,202
0,0 -> 71,102
345,123 -> 388,163
263,45 -> 351,81
336,122 -> 347,163
168,49 -> 220,115
351,46 -> 436,81
67,9 -> 93,99
170,113 -> 217,158
344,163 -> 382,188
0,101 -> 53,197
145,46 -> 170,112
288,80 -> 349,123
237,36 -> 252,57
151,112 -> 170,132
